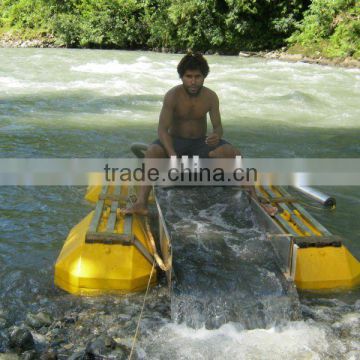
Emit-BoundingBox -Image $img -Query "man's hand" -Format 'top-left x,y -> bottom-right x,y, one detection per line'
206,133 -> 220,147
168,150 -> 177,157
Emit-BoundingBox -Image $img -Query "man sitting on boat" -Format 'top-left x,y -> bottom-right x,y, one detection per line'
125,53 -> 277,216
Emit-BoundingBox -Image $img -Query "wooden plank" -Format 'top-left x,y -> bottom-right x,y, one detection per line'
106,186 -> 121,233
292,235 -> 342,248
87,200 -> 105,233
85,231 -> 133,244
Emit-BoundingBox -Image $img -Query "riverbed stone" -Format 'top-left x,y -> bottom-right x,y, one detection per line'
279,53 -> 303,62
63,314 -> 77,324
67,350 -> 85,360
85,335 -> 116,357
114,343 -> 132,360
344,350 -> 360,360
26,313 -> 52,330
20,350 -> 37,360
39,348 -> 57,360
0,354 -> 20,359
9,327 -> 35,353
0,317 -> 7,329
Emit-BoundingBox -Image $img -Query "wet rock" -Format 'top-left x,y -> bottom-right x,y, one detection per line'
123,320 -> 137,333
47,326 -> 67,346
9,327 -> 35,353
111,341 -> 132,360
0,354 -> 20,359
85,335 -> 116,357
110,348 -> 129,360
39,348 -> 57,360
62,343 -> 74,350
21,350 -> 37,360
26,313 -> 52,330
342,58 -> 360,68
344,351 -> 360,360
67,350 -> 85,360
63,314 -> 78,324
332,312 -> 360,338
117,314 -> 131,323
151,303 -> 170,317
0,317 -> 7,329
279,53 -> 303,62
0,331 -> 8,353
31,332 -> 49,351
264,51 -> 280,59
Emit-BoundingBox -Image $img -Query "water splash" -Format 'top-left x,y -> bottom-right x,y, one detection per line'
155,187 -> 301,329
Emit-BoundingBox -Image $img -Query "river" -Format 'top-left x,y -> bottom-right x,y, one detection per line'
0,48 -> 359,359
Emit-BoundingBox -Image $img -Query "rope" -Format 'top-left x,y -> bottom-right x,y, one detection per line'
128,260 -> 156,360
125,186 -> 170,357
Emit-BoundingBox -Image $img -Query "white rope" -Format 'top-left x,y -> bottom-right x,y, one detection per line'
128,260 -> 156,360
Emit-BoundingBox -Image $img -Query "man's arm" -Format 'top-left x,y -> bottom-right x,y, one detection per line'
158,91 -> 176,157
207,92 -> 223,146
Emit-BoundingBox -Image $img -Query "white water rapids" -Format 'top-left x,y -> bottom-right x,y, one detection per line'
0,48 -> 359,359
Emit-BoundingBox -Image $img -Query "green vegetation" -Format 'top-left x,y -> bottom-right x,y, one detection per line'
0,0 -> 359,60
288,0 -> 360,59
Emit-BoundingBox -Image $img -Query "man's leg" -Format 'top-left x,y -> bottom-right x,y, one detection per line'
124,144 -> 167,215
208,143 -> 277,217
208,143 -> 240,158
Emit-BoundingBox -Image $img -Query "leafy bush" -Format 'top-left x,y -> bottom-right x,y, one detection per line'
53,0 -> 148,48
0,0 -> 53,32
288,0 -> 360,58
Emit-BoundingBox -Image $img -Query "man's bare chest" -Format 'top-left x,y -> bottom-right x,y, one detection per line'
174,98 -> 209,120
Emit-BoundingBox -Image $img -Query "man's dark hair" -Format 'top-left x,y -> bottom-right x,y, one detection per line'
177,52 -> 210,78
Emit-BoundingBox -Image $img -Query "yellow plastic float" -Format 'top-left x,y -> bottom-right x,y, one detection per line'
252,185 -> 360,290
54,185 -> 157,295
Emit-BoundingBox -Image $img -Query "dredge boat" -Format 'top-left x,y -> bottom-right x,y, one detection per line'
54,147 -> 360,294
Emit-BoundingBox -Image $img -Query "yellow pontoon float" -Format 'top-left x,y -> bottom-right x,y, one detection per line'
54,185 -> 171,295
252,185 -> 360,290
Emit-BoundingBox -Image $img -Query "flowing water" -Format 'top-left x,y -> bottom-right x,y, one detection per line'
155,187 -> 301,330
0,48 -> 360,359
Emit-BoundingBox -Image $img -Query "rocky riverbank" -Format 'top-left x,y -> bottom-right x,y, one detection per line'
239,49 -> 360,69
0,287 -> 171,360
0,33 -> 57,48
1,33 -> 359,69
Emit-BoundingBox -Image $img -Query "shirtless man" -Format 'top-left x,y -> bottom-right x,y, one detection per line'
126,53 -> 277,216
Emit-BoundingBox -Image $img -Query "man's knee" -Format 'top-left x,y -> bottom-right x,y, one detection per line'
145,144 -> 167,158
209,144 -> 239,158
